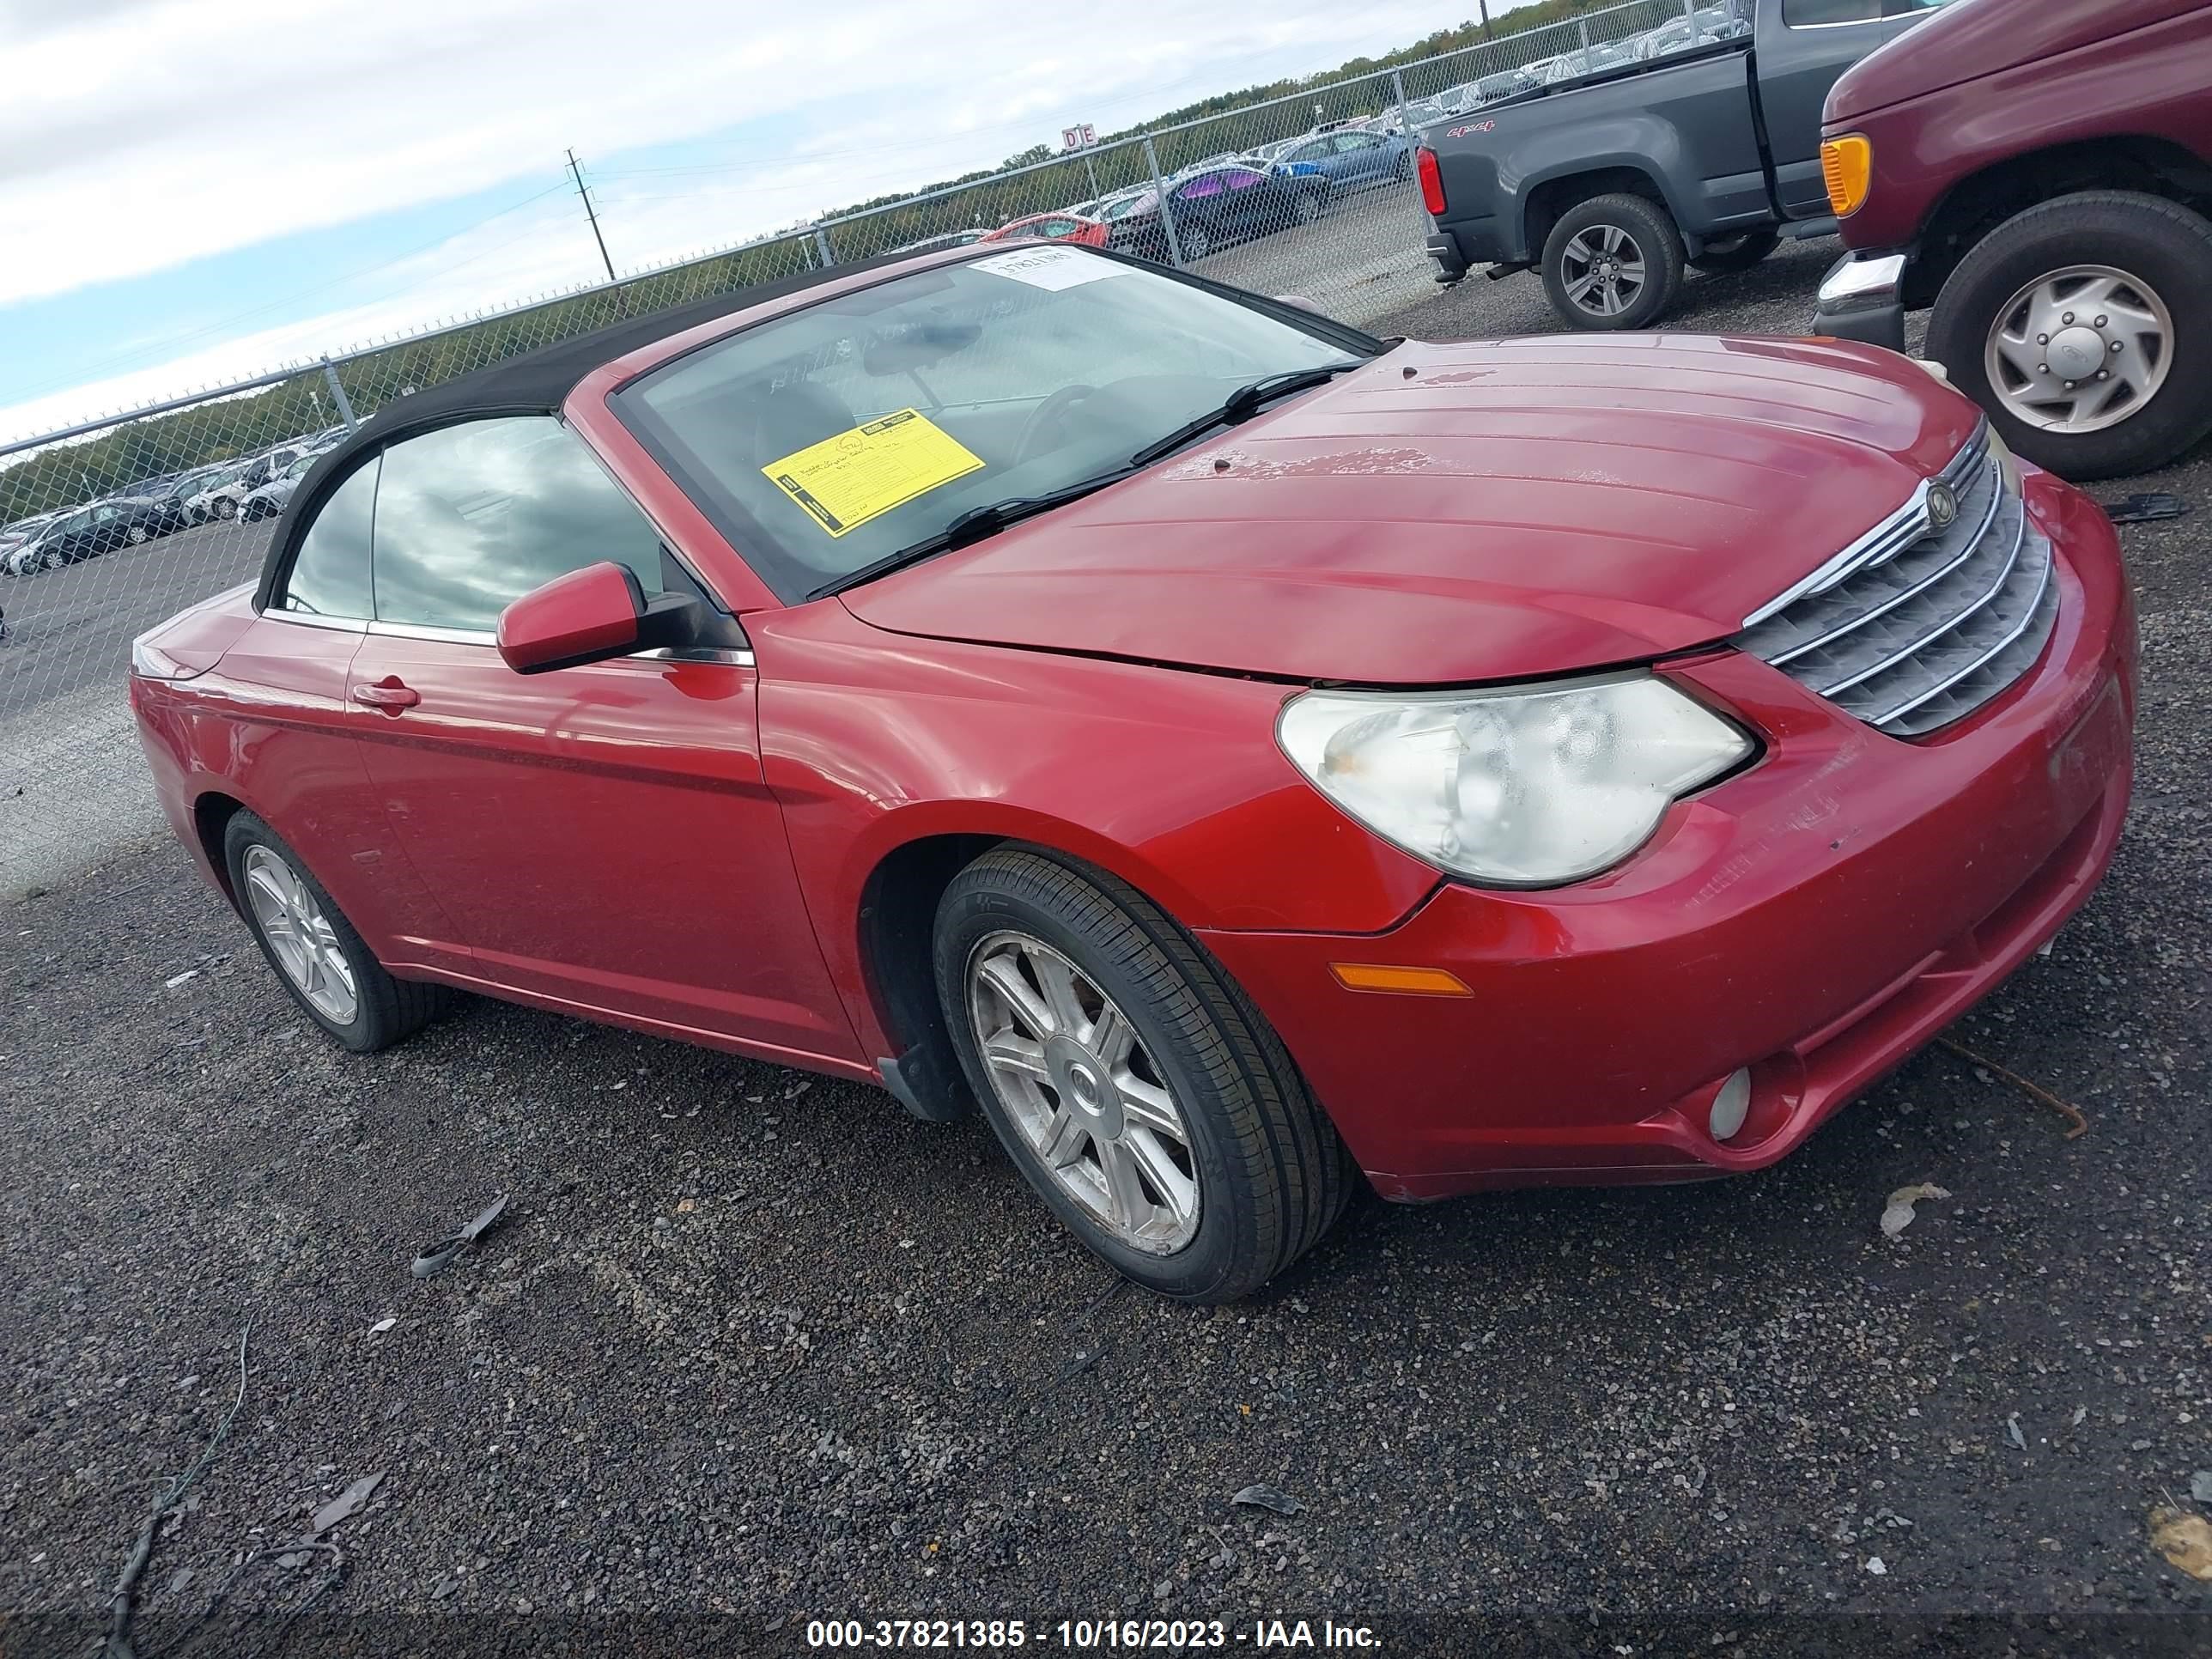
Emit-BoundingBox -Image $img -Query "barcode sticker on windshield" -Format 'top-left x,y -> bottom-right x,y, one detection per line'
972,246 -> 1128,291
762,409 -> 984,538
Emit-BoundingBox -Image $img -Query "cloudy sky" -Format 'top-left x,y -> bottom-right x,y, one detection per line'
0,0 -> 1530,441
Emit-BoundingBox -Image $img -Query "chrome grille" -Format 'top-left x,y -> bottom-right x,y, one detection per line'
1733,426 -> 2058,738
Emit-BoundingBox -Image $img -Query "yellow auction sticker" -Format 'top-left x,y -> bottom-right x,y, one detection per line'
761,408 -> 985,538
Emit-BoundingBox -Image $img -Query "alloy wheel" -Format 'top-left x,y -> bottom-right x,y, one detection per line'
1560,223 -> 1648,319
965,931 -> 1201,1255
1984,264 -> 2172,434
242,845 -> 359,1024
1181,225 -> 1212,261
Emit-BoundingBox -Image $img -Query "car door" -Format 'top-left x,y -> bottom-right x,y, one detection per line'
343,414 -> 860,1065
233,453 -> 459,970
1331,131 -> 1387,184
1758,0 -> 1947,216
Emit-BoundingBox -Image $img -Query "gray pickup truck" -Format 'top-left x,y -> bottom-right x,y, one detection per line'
1419,0 -> 1948,330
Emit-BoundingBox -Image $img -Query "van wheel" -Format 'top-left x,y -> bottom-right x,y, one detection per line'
1541,193 -> 1683,330
935,849 -> 1355,1302
1928,191 -> 2212,480
1690,227 -> 1779,275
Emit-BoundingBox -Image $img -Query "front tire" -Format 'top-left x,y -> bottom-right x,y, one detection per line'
1541,192 -> 1684,331
1179,222 -> 1212,262
1927,191 -> 2212,481
215,497 -> 237,520
935,849 -> 1353,1303
222,811 -> 449,1054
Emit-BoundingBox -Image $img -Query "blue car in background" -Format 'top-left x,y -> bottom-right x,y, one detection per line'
1270,127 -> 1412,192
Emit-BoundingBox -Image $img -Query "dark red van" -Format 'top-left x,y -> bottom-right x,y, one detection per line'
1813,0 -> 2212,478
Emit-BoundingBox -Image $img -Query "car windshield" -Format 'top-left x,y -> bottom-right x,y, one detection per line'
615,249 -> 1371,601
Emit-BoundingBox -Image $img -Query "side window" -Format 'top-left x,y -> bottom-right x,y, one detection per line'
1334,133 -> 1376,153
1225,168 -> 1265,191
1177,173 -> 1225,200
370,416 -> 672,633
1783,0 -> 1879,22
1291,141 -> 1329,161
281,454 -> 377,619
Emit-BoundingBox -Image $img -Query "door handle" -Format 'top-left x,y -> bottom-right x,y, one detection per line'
351,677 -> 421,712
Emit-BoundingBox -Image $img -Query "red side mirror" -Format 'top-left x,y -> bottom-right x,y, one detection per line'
497,562 -> 646,674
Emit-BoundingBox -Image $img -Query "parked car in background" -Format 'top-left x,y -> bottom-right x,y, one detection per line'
1419,0 -> 1949,329
185,462 -> 254,523
1106,163 -> 1329,262
1813,0 -> 2212,478
1273,128 -> 1413,191
14,500 -> 137,570
240,449 -> 325,520
131,243 -> 2134,1302
892,228 -> 988,256
0,512 -> 60,574
981,212 -> 1110,247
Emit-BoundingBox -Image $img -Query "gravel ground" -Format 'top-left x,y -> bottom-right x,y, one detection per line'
3,246 -> 2209,1656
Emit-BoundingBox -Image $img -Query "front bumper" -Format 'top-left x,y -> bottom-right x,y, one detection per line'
1814,249 -> 1911,352
1200,472 -> 2135,1200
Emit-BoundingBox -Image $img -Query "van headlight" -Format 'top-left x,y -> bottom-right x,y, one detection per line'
1277,672 -> 1753,886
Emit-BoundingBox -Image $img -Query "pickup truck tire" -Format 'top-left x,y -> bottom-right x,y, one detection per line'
1689,228 -> 1779,275
1928,191 -> 2212,481
1540,194 -> 1684,331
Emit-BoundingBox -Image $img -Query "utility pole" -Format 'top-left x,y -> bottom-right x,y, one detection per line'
1478,1 -> 1492,37
567,148 -> 619,288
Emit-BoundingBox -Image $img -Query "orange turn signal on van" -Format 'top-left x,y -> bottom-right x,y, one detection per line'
1821,134 -> 1872,218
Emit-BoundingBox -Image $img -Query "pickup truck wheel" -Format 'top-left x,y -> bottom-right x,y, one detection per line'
1689,228 -> 1778,275
1541,193 -> 1683,331
935,848 -> 1355,1303
1928,191 -> 2212,481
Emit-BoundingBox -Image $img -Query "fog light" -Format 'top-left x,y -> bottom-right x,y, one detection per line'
1708,1068 -> 1753,1142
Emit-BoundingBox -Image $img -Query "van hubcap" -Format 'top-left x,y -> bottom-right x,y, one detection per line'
966,932 -> 1200,1254
1985,264 -> 2172,434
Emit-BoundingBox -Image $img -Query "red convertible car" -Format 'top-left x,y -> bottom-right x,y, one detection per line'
132,242 -> 2135,1300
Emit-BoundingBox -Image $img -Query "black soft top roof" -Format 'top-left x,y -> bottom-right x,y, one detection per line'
252,246 -> 921,611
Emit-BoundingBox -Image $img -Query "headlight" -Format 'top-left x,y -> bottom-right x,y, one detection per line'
1277,672 -> 1753,886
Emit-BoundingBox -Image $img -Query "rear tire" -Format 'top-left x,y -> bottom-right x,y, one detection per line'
1689,227 -> 1779,275
1541,192 -> 1684,331
935,849 -> 1354,1303
1927,190 -> 2212,481
1179,222 -> 1212,261
222,811 -> 450,1054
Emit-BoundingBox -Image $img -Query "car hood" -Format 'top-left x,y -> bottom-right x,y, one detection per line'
838,334 -> 1981,684
1827,0 -> 2197,124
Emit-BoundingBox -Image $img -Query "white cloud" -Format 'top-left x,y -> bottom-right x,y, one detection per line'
0,0 -> 1478,438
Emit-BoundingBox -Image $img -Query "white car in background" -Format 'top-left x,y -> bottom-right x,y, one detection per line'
183,461 -> 253,523
1,512 -> 61,575
238,447 -> 329,521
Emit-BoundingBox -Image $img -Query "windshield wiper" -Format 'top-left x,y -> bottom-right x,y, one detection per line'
1127,362 -> 1360,467
811,465 -> 1139,599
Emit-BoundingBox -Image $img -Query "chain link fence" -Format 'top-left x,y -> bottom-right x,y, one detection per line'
0,0 -> 1730,897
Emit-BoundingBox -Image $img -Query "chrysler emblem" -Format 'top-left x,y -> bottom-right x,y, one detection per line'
1926,482 -> 1960,532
